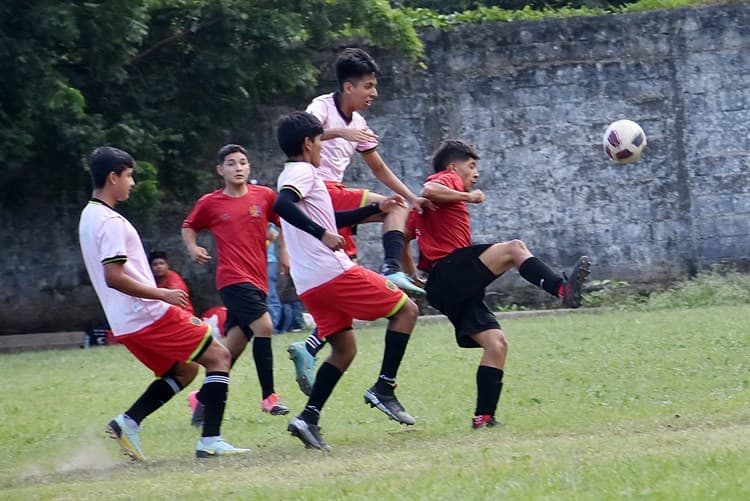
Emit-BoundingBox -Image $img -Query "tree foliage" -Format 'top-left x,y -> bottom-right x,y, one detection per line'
0,0 -> 422,216
391,1 -> 635,13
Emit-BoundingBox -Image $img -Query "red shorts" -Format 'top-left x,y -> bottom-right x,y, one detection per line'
117,306 -> 213,377
300,266 -> 408,338
324,181 -> 369,259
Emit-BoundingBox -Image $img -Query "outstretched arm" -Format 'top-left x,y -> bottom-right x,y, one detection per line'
361,150 -> 435,214
334,195 -> 405,228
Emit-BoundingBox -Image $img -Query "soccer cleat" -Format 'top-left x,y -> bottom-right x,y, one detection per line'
364,385 -> 416,425
560,255 -> 591,309
472,414 -> 498,429
106,414 -> 146,463
188,390 -> 205,428
384,271 -> 426,296
195,438 -> 251,458
287,341 -> 316,396
287,417 -> 331,451
260,393 -> 290,415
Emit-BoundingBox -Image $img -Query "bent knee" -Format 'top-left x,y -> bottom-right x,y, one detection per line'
487,330 -> 508,355
400,298 -> 419,319
507,239 -> 529,255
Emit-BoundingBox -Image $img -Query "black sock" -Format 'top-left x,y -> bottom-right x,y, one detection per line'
374,330 -> 410,393
199,371 -> 229,437
253,336 -> 274,399
300,405 -> 322,426
303,362 -> 343,423
475,365 -> 504,416
125,376 -> 182,424
305,328 -> 326,356
381,230 -> 405,275
519,256 -> 562,296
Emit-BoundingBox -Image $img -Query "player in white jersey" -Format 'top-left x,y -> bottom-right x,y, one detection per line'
78,146 -> 249,461
274,112 -> 419,450
287,48 -> 434,394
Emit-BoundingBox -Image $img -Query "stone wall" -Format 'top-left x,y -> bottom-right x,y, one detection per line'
2,3 -> 748,333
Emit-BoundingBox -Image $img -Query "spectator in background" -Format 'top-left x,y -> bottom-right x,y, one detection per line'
266,224 -> 283,333
149,251 -> 195,314
276,271 -> 304,333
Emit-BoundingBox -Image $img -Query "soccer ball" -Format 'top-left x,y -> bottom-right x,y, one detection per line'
602,119 -> 647,164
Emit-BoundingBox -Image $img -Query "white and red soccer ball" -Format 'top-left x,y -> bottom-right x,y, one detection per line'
603,119 -> 647,164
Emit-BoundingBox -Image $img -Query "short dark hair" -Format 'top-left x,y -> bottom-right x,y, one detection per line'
217,144 -> 248,164
277,111 -> 324,158
88,146 -> 135,188
432,140 -> 480,173
148,251 -> 167,263
335,48 -> 379,91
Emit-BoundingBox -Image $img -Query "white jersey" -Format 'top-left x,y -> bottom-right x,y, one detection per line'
276,162 -> 354,293
306,93 -> 379,183
78,199 -> 169,335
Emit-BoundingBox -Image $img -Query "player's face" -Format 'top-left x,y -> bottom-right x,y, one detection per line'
453,158 -> 479,191
309,134 -> 323,167
347,73 -> 378,111
150,258 -> 169,279
217,152 -> 250,186
113,167 -> 135,202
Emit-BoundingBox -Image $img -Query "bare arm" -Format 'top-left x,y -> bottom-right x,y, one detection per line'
181,227 -> 212,264
361,150 -> 435,213
422,181 -> 485,204
322,127 -> 378,143
104,262 -> 188,307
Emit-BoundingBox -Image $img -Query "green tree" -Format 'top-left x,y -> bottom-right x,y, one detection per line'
391,1 -> 634,13
0,0 -> 421,218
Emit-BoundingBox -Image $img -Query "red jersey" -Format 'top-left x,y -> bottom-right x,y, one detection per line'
157,270 -> 194,314
412,170 -> 472,272
183,186 -> 279,292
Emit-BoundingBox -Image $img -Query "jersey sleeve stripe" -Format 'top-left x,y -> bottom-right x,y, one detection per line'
280,185 -> 303,199
101,255 -> 127,265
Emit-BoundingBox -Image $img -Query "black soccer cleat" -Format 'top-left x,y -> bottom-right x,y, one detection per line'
287,417 -> 331,451
560,256 -> 591,309
364,386 -> 416,426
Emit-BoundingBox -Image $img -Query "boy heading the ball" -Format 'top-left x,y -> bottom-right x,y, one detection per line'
275,111 -> 420,450
287,47 -> 434,395
406,140 -> 591,428
79,146 -> 249,460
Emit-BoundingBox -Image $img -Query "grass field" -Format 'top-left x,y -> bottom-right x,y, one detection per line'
1,305 -> 748,499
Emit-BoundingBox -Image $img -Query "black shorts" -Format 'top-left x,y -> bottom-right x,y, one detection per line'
425,244 -> 500,348
219,283 -> 268,340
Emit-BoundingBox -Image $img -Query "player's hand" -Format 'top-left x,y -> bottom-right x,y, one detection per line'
189,245 -> 211,264
160,288 -> 189,308
339,128 -> 378,143
467,189 -> 485,203
378,194 -> 407,213
411,196 -> 437,214
321,230 -> 346,251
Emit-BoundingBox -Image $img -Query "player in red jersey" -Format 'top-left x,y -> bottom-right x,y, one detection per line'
182,144 -> 290,425
408,140 -> 591,429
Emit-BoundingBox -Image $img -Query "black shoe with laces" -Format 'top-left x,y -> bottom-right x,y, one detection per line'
560,256 -> 591,308
287,417 -> 331,451
364,385 -> 416,425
